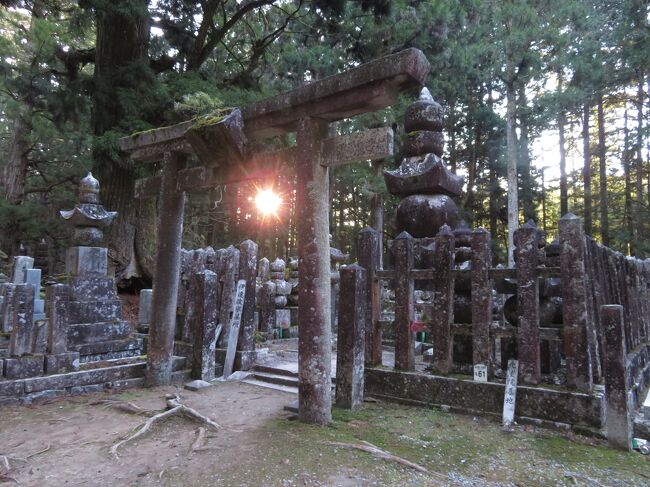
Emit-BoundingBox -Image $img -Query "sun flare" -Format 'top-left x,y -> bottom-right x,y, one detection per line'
254,188 -> 282,217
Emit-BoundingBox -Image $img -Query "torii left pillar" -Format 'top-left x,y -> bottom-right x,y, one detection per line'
146,150 -> 187,386
296,118 -> 332,425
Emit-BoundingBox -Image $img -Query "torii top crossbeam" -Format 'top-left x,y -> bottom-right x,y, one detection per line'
120,48 -> 429,153
118,48 -> 430,425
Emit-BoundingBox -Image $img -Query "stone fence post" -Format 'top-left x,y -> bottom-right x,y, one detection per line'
601,304 -> 632,451
431,225 -> 454,374
559,213 -> 593,392
358,227 -> 382,366
394,231 -> 414,371
335,264 -> 367,410
514,222 -> 540,384
471,228 -> 492,377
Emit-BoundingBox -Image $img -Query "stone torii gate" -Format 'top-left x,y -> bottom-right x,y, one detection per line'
119,48 -> 430,424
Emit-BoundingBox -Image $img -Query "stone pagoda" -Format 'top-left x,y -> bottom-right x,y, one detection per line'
384,88 -> 463,236
59,173 -> 142,361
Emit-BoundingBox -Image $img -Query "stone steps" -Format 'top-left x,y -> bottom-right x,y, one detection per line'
251,370 -> 298,388
244,364 -> 336,395
254,364 -> 298,378
241,378 -> 298,394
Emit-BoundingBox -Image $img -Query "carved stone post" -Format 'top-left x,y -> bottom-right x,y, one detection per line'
335,264 -> 367,410
601,304 -> 632,451
296,117 -> 332,425
514,222 -> 541,384
471,228 -> 492,375
260,281 -> 276,335
8,283 -> 35,357
394,231 -> 415,371
190,270 -> 219,381
146,151 -> 187,387
358,227 -> 382,366
559,213 -> 593,392
431,224 -> 454,374
46,284 -> 70,355
238,240 -> 258,370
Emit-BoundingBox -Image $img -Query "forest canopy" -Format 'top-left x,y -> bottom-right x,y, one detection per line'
0,0 -> 648,285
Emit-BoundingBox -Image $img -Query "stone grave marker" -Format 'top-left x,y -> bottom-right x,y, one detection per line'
222,280 -> 247,378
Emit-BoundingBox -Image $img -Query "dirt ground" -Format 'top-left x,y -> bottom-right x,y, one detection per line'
1,381 -> 649,487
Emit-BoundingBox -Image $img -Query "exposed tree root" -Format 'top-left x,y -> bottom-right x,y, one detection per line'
0,455 -> 17,484
326,440 -> 445,481
190,427 -> 206,453
92,399 -> 154,416
110,394 -> 221,459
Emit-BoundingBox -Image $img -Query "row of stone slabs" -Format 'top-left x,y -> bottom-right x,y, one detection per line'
0,256 -> 45,332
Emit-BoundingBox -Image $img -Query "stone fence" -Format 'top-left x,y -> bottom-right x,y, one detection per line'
338,214 -> 650,450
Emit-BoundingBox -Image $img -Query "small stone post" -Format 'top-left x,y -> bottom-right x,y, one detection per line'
514,221 -> 541,384
216,246 -> 240,348
358,227 -> 382,366
146,151 -> 187,387
260,281 -> 276,335
335,264 -> 367,410
8,283 -> 35,356
46,284 -> 70,354
137,289 -> 153,333
191,270 -> 219,381
238,240 -> 258,369
431,224 -> 454,374
559,213 -> 593,392
296,117 -> 332,425
394,231 -> 415,371
601,304 -> 632,451
471,228 -> 492,375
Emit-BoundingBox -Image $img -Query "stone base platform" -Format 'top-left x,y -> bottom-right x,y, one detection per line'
365,368 -> 605,436
0,355 -> 189,407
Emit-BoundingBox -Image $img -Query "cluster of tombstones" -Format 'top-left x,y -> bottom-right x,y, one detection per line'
137,245 -> 349,342
0,256 -> 79,379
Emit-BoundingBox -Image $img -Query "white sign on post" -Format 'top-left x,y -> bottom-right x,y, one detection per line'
473,364 -> 488,383
502,359 -> 519,427
222,280 -> 247,379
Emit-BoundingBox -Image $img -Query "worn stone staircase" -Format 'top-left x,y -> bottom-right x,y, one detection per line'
243,364 -> 299,394
242,364 -> 337,395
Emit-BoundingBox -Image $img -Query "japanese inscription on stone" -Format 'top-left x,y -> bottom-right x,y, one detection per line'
222,279 -> 247,378
502,359 -> 519,427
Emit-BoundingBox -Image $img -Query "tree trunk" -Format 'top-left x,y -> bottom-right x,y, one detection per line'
518,85 -> 535,222
624,107 -> 633,255
582,102 -> 593,236
597,94 -> 609,247
558,76 -> 568,217
506,81 -> 519,266
1,113 -> 31,204
635,74 -> 644,255
92,0 -> 152,281
370,160 -> 384,266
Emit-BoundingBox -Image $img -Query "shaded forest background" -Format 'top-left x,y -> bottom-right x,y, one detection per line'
0,0 -> 648,288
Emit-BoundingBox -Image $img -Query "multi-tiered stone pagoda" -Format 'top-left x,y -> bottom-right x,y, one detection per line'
59,173 -> 142,361
384,88 -> 463,235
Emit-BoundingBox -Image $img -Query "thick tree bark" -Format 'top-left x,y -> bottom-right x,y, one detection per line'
2,113 -> 31,204
506,81 -> 519,266
597,95 -> 609,247
92,0 -> 152,281
370,160 -> 384,266
635,75 -> 644,255
558,76 -> 568,217
518,86 -> 535,222
624,107 -> 633,255
582,103 -> 593,236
